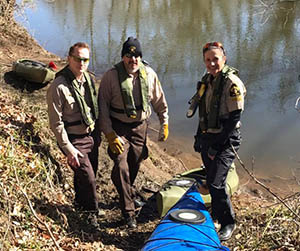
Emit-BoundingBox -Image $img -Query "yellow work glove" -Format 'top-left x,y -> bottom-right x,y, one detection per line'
105,131 -> 124,155
158,124 -> 169,141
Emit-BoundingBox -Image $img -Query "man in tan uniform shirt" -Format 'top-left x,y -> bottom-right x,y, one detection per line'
47,42 -> 103,230
98,37 -> 169,228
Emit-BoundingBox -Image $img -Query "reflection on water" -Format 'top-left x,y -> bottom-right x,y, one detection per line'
16,0 -> 300,180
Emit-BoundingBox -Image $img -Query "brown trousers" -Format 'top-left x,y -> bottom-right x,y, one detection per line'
69,128 -> 100,211
108,118 -> 148,217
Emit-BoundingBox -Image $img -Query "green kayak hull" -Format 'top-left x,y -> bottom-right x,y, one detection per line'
157,163 -> 239,217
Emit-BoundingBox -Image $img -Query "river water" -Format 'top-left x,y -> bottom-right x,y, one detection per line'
15,0 -> 300,183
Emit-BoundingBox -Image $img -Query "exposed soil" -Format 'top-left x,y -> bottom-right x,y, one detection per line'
0,10 -> 299,251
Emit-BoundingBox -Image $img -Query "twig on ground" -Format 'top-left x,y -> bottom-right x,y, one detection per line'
239,178 -> 251,188
150,179 -> 162,188
231,144 -> 300,223
178,158 -> 188,171
261,206 -> 280,238
261,192 -> 300,208
1,186 -> 11,251
13,163 -> 62,250
274,175 -> 290,180
291,167 -> 300,186
148,126 -> 159,133
258,0 -> 268,7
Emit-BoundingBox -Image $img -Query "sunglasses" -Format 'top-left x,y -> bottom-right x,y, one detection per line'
71,55 -> 90,63
203,42 -> 225,54
124,53 -> 140,59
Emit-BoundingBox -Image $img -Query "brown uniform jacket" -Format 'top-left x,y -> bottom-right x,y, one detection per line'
47,70 -> 94,156
98,63 -> 168,135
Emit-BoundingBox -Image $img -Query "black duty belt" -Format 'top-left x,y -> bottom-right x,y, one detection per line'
110,116 -> 144,127
64,120 -> 82,127
68,132 -> 92,140
110,105 -> 143,114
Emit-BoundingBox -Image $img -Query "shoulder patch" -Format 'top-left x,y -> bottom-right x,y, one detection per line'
229,84 -> 241,98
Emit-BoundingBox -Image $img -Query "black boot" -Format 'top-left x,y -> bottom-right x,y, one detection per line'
78,212 -> 100,233
134,199 -> 146,208
125,215 -> 137,228
218,223 -> 236,241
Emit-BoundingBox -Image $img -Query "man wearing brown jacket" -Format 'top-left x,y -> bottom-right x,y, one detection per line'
98,37 -> 169,228
47,42 -> 103,230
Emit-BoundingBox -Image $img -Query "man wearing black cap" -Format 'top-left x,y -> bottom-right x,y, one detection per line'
98,37 -> 169,228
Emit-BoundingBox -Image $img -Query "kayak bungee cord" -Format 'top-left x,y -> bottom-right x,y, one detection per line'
143,237 -> 229,251
152,221 -> 218,245
143,221 -> 225,250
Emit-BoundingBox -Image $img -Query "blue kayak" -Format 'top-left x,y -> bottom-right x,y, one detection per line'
142,183 -> 230,251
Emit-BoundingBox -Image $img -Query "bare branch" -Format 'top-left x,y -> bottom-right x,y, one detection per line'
178,158 -> 188,171
258,0 -> 268,7
148,126 -> 159,133
264,192 -> 300,207
291,167 -> 300,186
231,144 -> 300,222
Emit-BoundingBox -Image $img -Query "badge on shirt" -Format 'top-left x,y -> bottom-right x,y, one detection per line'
230,84 -> 241,100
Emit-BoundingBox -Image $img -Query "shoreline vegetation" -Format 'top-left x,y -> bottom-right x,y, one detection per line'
0,1 -> 299,250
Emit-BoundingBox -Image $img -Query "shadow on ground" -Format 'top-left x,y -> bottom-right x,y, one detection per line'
34,195 -> 159,251
4,71 -> 49,92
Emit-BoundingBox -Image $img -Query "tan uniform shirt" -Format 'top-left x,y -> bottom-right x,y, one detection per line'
98,64 -> 168,135
47,74 -> 93,156
205,73 -> 246,133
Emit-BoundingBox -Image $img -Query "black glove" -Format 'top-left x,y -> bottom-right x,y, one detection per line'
193,135 -> 202,153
